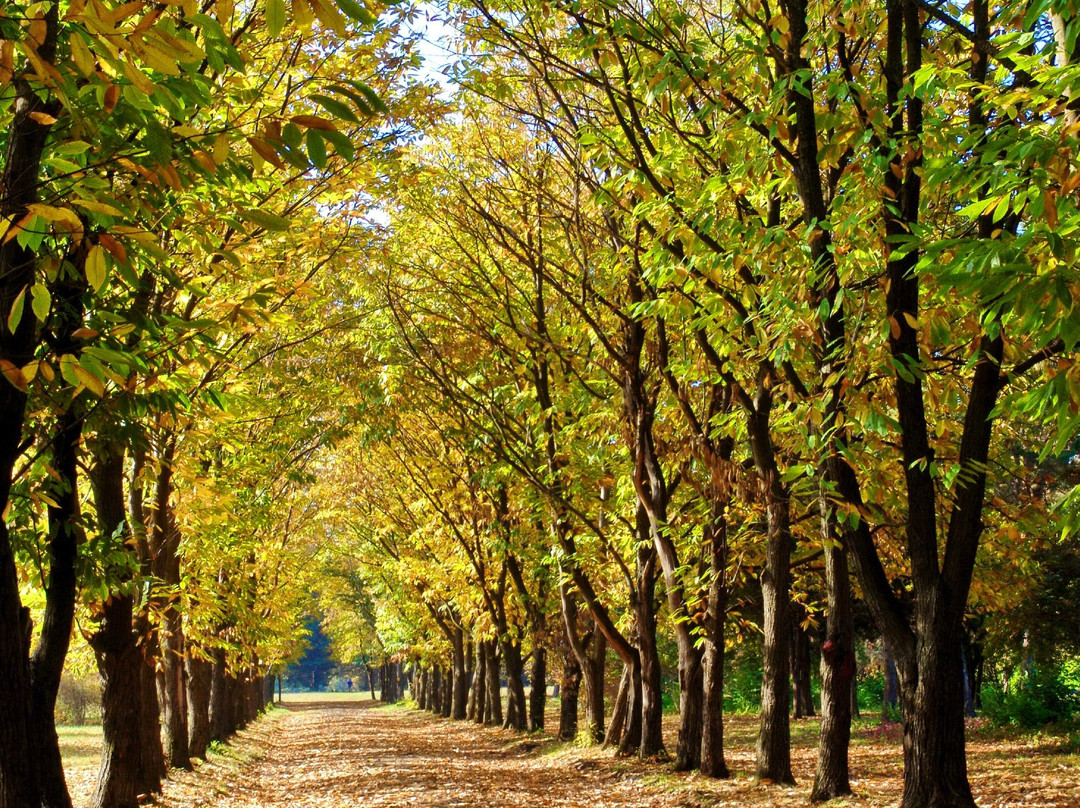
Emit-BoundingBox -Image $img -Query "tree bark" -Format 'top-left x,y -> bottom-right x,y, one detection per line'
583,631 -> 606,742
472,640 -> 487,724
604,664 -> 630,748
812,537 -> 854,801
451,627 -> 469,719
484,641 -> 502,726
701,513 -> 730,778
791,607 -> 815,720
0,11 -> 60,800
528,646 -> 546,732
430,666 -> 443,714
31,402 -> 85,808
501,638 -> 527,730
187,654 -> 212,760
88,446 -> 146,808
558,651 -> 581,740
634,522 -> 665,759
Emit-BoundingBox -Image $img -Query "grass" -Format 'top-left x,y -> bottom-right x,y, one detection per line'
57,725 -> 103,771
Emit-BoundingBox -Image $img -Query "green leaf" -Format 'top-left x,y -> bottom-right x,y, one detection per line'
266,0 -> 287,36
240,208 -> 291,232
307,130 -> 327,170
310,93 -> 359,124
320,130 -> 355,161
335,0 -> 376,24
30,284 -> 51,323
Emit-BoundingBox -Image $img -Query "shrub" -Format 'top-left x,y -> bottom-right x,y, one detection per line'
56,675 -> 102,726
981,663 -> 1080,729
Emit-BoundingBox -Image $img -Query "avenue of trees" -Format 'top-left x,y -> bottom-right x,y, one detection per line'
1,0 -> 1078,808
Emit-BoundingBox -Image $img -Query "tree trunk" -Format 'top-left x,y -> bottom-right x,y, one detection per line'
209,649 -> 230,742
604,664 -> 630,749
32,403 -> 85,808
898,631 -> 974,808
136,623 -> 166,791
811,537 -> 854,801
501,638 -> 527,730
440,664 -> 452,718
791,606 -> 815,719
618,655 -> 644,757
484,641 -> 502,726
451,628 -> 469,719
558,652 -> 581,740
583,631 -> 606,742
187,655 -> 212,760
754,464 -> 795,784
88,445 -> 147,808
158,610 -> 190,768
635,538 -> 665,759
430,666 -> 443,714
701,516 -> 729,778
418,668 -> 428,711
473,640 -> 487,724
528,646 -> 546,732
0,11 -> 60,803
91,600 -> 144,808
883,647 -> 900,719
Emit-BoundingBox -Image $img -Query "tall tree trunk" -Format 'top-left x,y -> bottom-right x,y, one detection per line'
528,646 -> 546,732
440,665 -> 452,718
558,651 -> 581,740
618,655 -> 644,756
136,621 -> 166,791
209,648 -> 230,742
88,446 -> 145,808
187,654 -> 212,760
701,513 -> 730,778
418,668 -> 429,711
750,409 -> 795,784
484,641 -> 502,726
812,536 -> 854,801
31,403 -> 85,808
605,663 -> 630,749
583,631 -> 606,742
898,632 -> 972,808
790,606 -> 815,719
473,640 -> 487,724
430,667 -> 442,714
158,609 -> 190,768
634,529 -> 664,759
0,10 -> 60,803
451,627 -> 469,719
501,638 -> 527,731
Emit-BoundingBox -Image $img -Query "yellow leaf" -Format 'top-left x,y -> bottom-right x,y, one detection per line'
70,36 -> 96,77
73,363 -> 105,397
213,132 -> 230,164
39,361 -> 55,382
293,0 -> 314,30
71,198 -> 125,217
1044,189 -> 1059,229
86,244 -> 108,292
0,359 -> 28,392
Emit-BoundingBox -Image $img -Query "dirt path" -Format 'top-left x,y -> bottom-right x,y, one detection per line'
153,700 -> 680,808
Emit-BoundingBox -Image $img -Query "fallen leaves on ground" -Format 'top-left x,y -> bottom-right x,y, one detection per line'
63,698 -> 1080,807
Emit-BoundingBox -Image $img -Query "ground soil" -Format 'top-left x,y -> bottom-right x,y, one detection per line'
63,694 -> 1080,807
